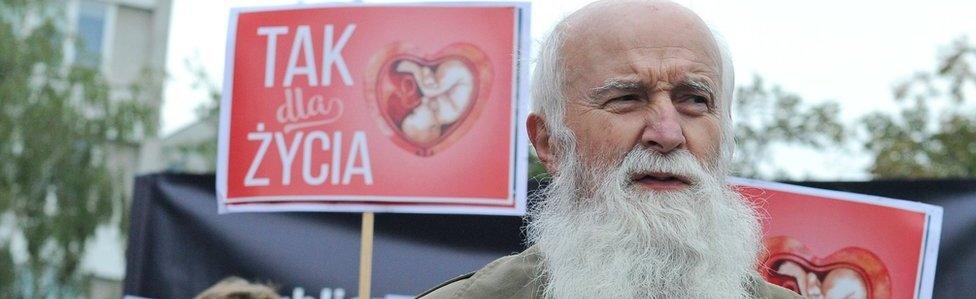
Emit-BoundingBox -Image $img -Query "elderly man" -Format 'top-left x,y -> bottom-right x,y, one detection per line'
421,0 -> 801,298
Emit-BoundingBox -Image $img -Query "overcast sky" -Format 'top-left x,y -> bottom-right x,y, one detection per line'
160,0 -> 976,180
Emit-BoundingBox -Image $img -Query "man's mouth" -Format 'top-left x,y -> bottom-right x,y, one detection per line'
632,172 -> 692,191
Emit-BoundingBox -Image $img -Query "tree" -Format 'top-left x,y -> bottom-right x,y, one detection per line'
730,38 -> 976,180
862,37 -> 976,178
159,57 -> 221,173
0,0 -> 156,296
730,76 -> 848,179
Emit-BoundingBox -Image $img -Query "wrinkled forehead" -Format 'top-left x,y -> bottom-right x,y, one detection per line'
559,1 -> 723,85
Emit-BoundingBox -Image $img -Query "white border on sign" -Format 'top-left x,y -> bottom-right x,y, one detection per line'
918,207 -> 943,299
512,3 -> 532,216
730,177 -> 943,299
228,194 -> 513,205
215,6 -> 240,215
225,201 -> 525,216
217,2 -> 532,216
231,1 -> 534,13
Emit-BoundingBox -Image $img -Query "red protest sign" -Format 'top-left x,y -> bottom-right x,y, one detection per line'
217,3 -> 531,215
734,179 -> 942,299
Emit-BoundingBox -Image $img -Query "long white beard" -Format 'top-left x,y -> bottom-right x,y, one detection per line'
527,144 -> 762,298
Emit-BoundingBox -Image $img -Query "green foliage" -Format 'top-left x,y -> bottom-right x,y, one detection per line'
159,57 -> 221,173
862,38 -> 976,178
732,37 -> 976,180
187,56 -> 221,121
731,76 -> 847,179
0,0 -> 156,296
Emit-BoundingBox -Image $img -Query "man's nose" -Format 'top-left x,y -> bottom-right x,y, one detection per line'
640,101 -> 685,154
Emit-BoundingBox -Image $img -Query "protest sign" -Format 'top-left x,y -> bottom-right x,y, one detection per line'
217,3 -> 531,215
734,178 -> 943,299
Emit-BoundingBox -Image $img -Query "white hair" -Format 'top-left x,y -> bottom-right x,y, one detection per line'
713,29 -> 736,170
525,4 -> 763,298
528,145 -> 762,298
530,24 -> 576,160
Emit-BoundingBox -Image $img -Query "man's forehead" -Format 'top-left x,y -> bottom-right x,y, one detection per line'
560,42 -> 722,91
558,1 -> 722,87
562,1 -> 718,54
573,12 -> 716,49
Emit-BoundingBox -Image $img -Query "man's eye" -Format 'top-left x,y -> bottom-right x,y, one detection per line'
684,95 -> 713,108
610,94 -> 641,102
602,94 -> 643,112
677,95 -> 712,115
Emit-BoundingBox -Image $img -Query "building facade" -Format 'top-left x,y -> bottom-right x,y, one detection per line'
66,0 -> 172,297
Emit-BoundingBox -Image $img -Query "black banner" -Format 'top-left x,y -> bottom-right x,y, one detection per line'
123,173 -> 976,298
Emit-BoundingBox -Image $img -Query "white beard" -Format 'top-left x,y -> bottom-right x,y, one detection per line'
527,143 -> 762,299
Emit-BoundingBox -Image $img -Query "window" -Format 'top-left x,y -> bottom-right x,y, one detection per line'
77,0 -> 107,68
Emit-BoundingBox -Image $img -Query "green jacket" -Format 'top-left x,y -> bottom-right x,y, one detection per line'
419,246 -> 803,299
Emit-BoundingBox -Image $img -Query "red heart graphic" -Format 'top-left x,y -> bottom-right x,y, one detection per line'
760,236 -> 892,299
364,42 -> 492,156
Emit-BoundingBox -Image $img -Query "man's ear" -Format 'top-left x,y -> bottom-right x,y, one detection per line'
527,113 -> 557,173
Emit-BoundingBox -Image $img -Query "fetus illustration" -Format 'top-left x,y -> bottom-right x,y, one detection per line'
761,236 -> 891,299
364,42 -> 493,156
774,260 -> 869,299
391,59 -> 475,144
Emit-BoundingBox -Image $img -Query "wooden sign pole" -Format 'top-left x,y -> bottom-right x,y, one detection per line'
358,212 -> 375,299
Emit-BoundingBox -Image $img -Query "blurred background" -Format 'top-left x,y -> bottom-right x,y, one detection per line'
0,0 -> 974,297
